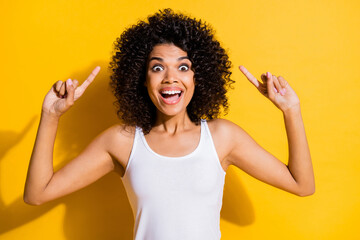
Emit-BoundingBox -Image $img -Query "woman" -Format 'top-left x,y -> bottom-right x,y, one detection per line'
24,9 -> 315,240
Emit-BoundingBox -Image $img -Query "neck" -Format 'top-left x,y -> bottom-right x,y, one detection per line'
153,110 -> 194,134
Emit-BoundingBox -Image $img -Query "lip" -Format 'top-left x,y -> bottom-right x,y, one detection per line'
158,87 -> 184,105
159,87 -> 184,92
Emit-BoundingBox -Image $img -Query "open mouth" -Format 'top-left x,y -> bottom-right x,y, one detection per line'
160,90 -> 183,104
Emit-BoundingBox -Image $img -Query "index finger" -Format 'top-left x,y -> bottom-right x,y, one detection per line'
239,65 -> 260,88
78,66 -> 101,93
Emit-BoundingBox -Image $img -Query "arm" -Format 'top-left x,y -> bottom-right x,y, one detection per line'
283,105 -> 314,196
223,66 -> 314,196
24,67 -> 117,205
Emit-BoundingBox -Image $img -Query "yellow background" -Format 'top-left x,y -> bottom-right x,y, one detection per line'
1,0 -> 359,239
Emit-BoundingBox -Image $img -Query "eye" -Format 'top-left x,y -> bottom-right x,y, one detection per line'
179,64 -> 189,71
152,65 -> 164,72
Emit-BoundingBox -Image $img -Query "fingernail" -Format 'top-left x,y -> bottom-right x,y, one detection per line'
267,72 -> 271,78
281,88 -> 286,95
274,87 -> 278,93
66,78 -> 73,86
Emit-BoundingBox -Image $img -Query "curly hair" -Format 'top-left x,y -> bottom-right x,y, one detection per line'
109,8 -> 234,134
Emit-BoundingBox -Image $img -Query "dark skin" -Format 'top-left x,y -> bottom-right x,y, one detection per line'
24,44 -> 314,206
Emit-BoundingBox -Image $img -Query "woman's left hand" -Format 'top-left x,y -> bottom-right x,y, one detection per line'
239,65 -> 300,113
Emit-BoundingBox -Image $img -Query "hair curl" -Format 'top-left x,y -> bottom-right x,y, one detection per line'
109,9 -> 234,134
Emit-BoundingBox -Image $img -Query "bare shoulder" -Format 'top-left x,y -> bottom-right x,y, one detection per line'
102,124 -> 136,142
206,118 -> 245,167
100,124 -> 136,174
206,118 -> 258,171
207,118 -> 244,139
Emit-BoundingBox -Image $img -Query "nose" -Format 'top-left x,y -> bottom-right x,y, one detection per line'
162,67 -> 178,84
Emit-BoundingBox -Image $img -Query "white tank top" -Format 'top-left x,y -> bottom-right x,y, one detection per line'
121,119 -> 226,240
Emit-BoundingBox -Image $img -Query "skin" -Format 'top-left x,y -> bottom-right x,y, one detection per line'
143,44 -> 201,157
24,43 -> 314,206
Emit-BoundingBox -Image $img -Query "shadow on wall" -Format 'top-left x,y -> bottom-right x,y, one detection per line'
0,64 -> 254,240
221,165 -> 255,225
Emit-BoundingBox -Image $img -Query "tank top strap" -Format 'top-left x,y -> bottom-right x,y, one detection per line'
201,118 -> 212,140
199,118 -> 206,144
121,126 -> 141,179
201,119 -> 226,175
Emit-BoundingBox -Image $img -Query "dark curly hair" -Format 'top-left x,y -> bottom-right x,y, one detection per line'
109,9 -> 234,134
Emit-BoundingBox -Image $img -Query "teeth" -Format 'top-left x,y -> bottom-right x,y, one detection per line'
161,90 -> 181,95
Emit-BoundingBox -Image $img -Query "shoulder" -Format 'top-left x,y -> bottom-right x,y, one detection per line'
103,124 -> 136,138
100,124 -> 136,148
205,118 -> 257,167
205,118 -> 248,161
207,118 -> 244,137
207,118 -> 252,150
99,124 -> 136,173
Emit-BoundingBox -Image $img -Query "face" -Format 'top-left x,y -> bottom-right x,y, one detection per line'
145,43 -> 195,117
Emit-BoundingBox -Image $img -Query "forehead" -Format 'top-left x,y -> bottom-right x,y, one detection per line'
149,43 -> 188,59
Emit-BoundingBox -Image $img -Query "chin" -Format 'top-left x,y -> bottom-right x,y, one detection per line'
157,106 -> 187,117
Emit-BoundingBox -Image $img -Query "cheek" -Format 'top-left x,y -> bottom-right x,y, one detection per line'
145,75 -> 154,92
146,72 -> 161,87
186,75 -> 195,92
144,80 -> 159,104
146,85 -> 157,100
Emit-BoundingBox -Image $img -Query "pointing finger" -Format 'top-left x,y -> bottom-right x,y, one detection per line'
77,66 -> 101,94
239,65 -> 260,88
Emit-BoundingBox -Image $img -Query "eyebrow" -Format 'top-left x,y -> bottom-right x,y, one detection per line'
148,56 -> 189,62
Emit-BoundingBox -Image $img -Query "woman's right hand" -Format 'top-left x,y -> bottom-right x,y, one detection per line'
42,66 -> 101,117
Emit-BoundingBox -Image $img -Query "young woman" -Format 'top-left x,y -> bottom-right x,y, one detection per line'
24,9 -> 315,240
